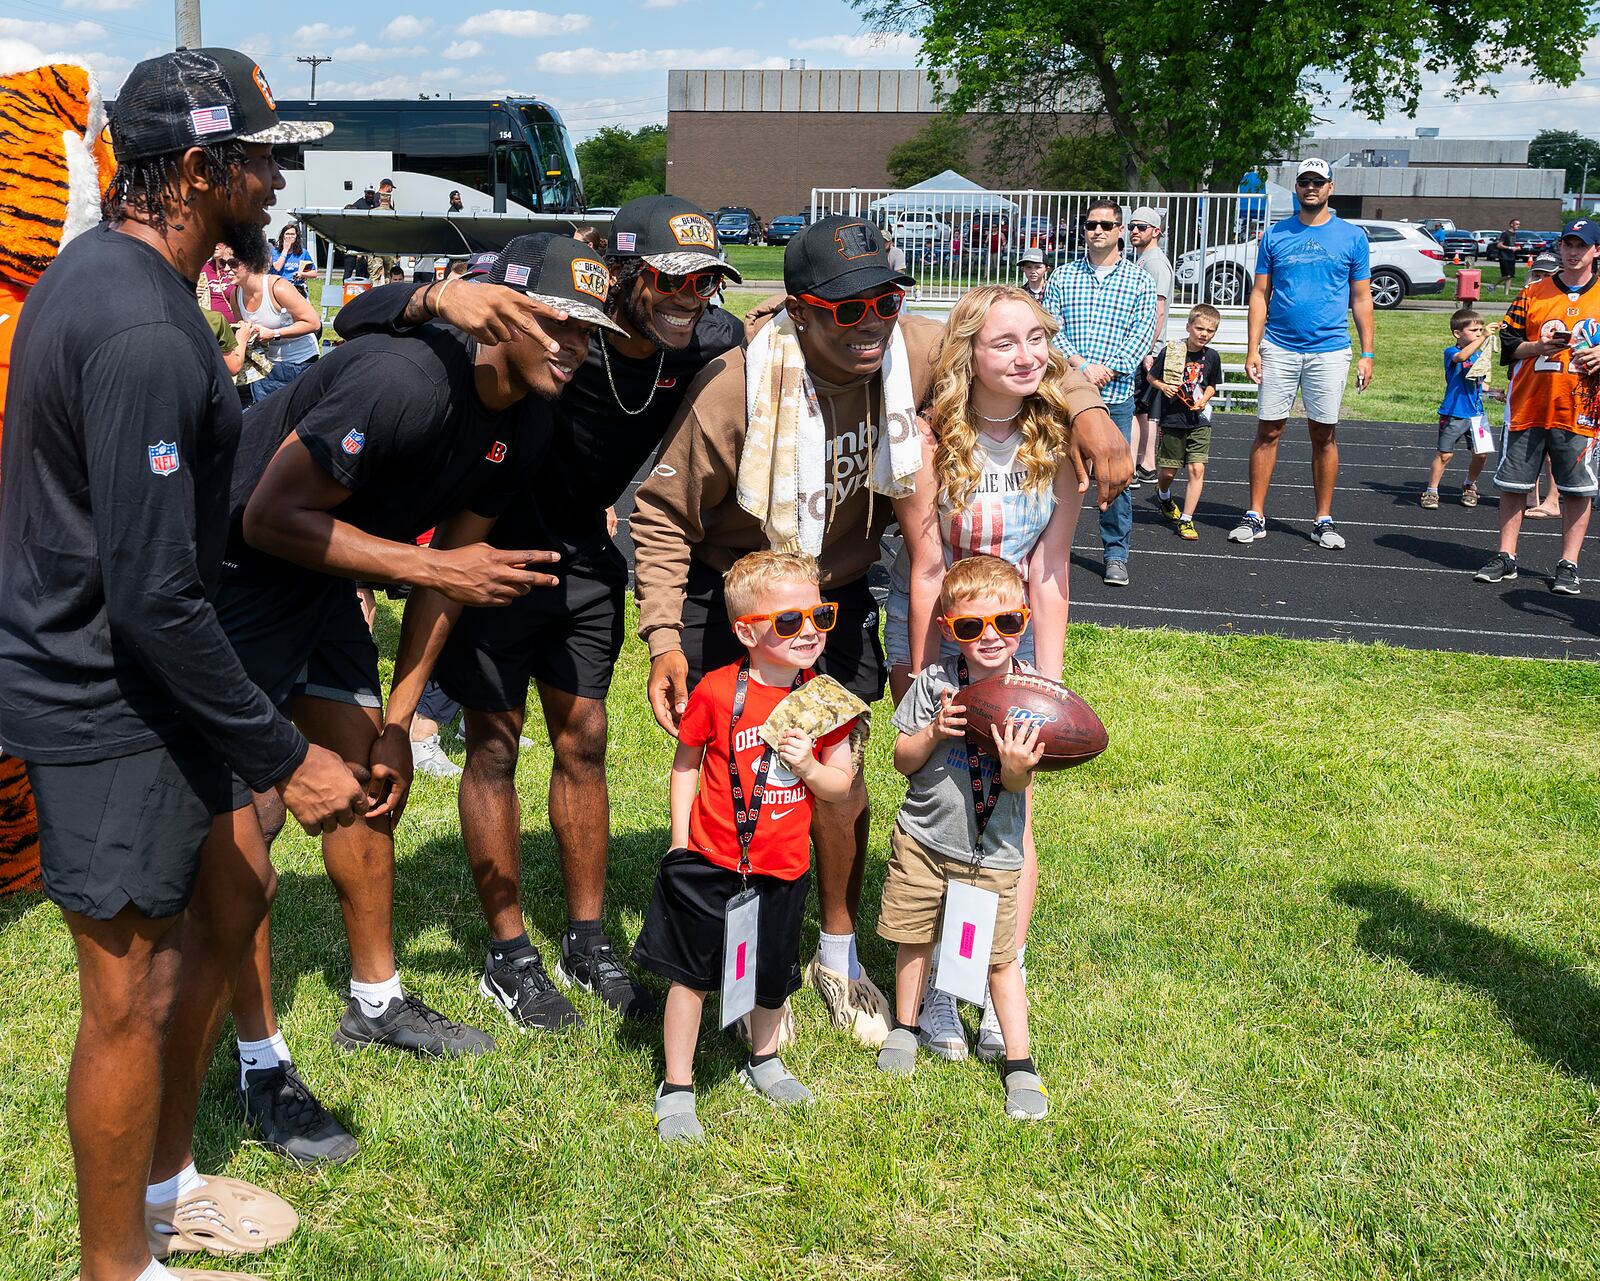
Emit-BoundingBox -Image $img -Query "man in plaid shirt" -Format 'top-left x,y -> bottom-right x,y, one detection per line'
1042,199 -> 1158,586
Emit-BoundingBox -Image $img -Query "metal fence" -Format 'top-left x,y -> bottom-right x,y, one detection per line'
809,186 -> 1280,409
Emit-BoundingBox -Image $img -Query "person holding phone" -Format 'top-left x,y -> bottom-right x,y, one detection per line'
271,222 -> 315,292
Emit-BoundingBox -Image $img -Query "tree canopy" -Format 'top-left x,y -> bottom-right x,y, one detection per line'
849,0 -> 1596,191
575,125 -> 667,208
885,116 -> 970,185
1529,129 -> 1600,191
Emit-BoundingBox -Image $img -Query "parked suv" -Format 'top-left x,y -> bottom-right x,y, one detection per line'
1173,218 -> 1446,309
714,209 -> 764,245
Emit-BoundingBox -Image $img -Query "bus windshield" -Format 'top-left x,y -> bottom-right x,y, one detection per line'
516,103 -> 584,211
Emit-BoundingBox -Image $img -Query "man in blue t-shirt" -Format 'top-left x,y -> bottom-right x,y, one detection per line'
1231,158 -> 1375,550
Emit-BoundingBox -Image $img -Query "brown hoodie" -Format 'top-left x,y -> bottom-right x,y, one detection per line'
630,295 -> 1104,657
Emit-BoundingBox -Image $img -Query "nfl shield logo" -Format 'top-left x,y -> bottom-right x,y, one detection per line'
341,430 -> 365,455
148,441 -> 179,476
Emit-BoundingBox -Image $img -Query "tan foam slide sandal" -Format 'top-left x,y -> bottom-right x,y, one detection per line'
146,1174 -> 299,1258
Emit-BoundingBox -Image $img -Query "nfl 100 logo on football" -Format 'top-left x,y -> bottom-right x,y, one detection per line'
1005,704 -> 1058,732
148,441 -> 180,476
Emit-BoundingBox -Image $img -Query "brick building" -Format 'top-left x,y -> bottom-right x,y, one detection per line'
665,67 -> 1094,219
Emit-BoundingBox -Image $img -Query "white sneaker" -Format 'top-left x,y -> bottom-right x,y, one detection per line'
918,985 -> 968,1061
411,735 -> 462,779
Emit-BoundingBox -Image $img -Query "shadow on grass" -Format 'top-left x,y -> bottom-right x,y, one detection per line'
1334,881 -> 1600,1083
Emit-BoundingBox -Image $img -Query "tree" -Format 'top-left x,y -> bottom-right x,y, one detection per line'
886,115 -> 970,185
1038,131 -> 1127,193
574,125 -> 667,207
849,0 -> 1596,192
1529,129 -> 1600,191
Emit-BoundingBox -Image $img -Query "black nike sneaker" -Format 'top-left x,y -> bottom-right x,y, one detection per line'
238,1056 -> 359,1166
331,992 -> 496,1057
479,949 -> 583,1032
556,932 -> 659,1022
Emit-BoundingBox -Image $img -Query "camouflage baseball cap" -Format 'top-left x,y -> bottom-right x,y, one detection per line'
608,195 -> 742,280
489,233 -> 627,335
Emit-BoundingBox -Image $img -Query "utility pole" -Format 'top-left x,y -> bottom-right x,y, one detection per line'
174,0 -> 200,47
297,55 -> 332,102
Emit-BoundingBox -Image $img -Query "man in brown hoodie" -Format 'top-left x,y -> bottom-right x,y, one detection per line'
631,215 -> 1128,1045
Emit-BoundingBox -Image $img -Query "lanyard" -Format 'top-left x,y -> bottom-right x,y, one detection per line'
957,655 -> 1017,858
728,660 -> 804,882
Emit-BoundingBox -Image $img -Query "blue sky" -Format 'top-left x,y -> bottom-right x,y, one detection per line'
1,1 -> 1596,144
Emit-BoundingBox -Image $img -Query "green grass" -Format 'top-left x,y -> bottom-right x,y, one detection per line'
4,602 -> 1600,1279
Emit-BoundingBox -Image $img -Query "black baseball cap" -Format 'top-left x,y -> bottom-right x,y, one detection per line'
785,215 -> 915,301
608,195 -> 742,280
111,47 -> 330,165
488,233 -> 627,335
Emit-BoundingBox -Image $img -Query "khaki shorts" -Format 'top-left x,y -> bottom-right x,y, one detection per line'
876,824 -> 1019,966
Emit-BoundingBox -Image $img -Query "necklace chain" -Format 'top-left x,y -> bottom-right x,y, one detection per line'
601,339 -> 666,416
976,407 -> 1022,423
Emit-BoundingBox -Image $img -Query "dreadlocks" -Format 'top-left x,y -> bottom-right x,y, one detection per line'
102,138 -> 251,234
604,255 -> 646,318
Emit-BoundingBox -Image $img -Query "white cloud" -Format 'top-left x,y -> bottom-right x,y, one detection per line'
642,0 -> 687,7
81,50 -> 134,93
457,9 -> 591,38
235,32 -> 273,58
0,17 -> 107,44
788,34 -> 920,59
318,67 -> 518,98
535,46 -> 788,74
442,41 -> 484,60
293,23 -> 355,44
62,0 -> 140,11
332,42 -> 429,63
381,15 -> 434,41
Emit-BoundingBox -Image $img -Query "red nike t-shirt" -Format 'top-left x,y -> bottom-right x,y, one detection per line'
678,662 -> 855,882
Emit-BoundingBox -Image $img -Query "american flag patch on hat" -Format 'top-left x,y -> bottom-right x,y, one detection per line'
504,263 -> 530,286
190,105 -> 233,136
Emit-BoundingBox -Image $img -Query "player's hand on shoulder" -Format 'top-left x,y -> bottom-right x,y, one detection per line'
279,743 -> 368,835
428,544 -> 560,605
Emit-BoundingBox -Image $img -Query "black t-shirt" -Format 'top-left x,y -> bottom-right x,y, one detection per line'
228,323 -> 549,572
1152,344 -> 1222,430
333,283 -> 743,580
0,225 -> 306,789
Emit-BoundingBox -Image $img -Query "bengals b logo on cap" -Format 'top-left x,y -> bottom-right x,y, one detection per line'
668,213 -> 715,249
252,63 -> 276,110
832,222 -> 879,260
572,258 -> 609,300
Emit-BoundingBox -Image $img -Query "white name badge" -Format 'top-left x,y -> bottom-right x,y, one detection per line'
1469,413 -> 1496,456
719,888 -> 760,1028
934,880 -> 1000,1005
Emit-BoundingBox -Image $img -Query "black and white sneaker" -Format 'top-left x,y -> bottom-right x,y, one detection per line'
1553,559 -> 1582,595
332,992 -> 496,1057
1474,551 -> 1518,583
556,933 -> 659,1021
239,1057 -> 359,1166
1311,518 -> 1346,550
480,950 -> 582,1032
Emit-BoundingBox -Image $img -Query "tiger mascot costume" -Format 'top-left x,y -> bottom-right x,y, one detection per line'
0,42 -> 115,896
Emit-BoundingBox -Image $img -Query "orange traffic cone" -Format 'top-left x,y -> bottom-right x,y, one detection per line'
1451,249 -> 1463,265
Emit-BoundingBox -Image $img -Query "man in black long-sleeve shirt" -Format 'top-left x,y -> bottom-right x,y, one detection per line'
0,49 -> 365,1281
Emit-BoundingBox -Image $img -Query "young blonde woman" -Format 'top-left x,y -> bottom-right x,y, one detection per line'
886,283 -> 1090,1062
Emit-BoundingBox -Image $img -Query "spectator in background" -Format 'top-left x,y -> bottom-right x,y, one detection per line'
364,179 -> 399,281
200,241 -> 240,322
572,223 -> 604,251
448,189 -> 464,212
1495,218 -> 1522,287
388,264 -> 407,283
884,227 -> 908,275
1128,207 -> 1173,487
1017,247 -> 1047,303
229,239 -> 322,402
1042,197 -> 1157,586
271,223 -> 315,294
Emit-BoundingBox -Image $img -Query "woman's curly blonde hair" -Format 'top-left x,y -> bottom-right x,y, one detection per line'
928,284 -> 1077,513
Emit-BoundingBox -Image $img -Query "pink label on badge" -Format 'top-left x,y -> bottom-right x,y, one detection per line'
959,922 -> 976,959
735,942 -> 747,980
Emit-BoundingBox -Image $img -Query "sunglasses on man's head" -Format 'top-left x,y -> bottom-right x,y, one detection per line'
736,602 -> 839,638
643,264 -> 721,300
943,608 -> 1031,642
798,291 -> 905,327
1083,219 -> 1121,231
1296,176 -> 1329,188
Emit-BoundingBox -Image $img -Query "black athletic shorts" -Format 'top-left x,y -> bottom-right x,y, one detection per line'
1493,425 -> 1599,496
26,736 -> 238,920
679,559 -> 887,704
435,567 -> 624,709
215,566 -> 383,711
632,847 -> 809,1008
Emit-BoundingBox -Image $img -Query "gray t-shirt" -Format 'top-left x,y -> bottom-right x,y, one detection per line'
891,657 -> 1030,871
1138,243 -> 1174,302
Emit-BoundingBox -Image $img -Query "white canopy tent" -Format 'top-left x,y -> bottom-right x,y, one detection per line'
867,170 -> 1021,218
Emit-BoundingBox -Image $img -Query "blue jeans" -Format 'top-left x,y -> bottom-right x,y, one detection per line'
1099,396 -> 1135,565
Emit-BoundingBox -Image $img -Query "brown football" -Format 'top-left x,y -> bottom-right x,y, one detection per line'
960,672 -> 1108,770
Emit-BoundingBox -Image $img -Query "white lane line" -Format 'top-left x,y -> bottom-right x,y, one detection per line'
1072,545 -> 1465,574
1071,600 -> 1600,647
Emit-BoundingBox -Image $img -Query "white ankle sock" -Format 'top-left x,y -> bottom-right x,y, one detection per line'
847,933 -> 862,981
1158,487 -> 1172,501
817,931 -> 853,978
237,1031 -> 291,1087
349,973 -> 404,1018
146,1160 -> 204,1206
136,1259 -> 177,1281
